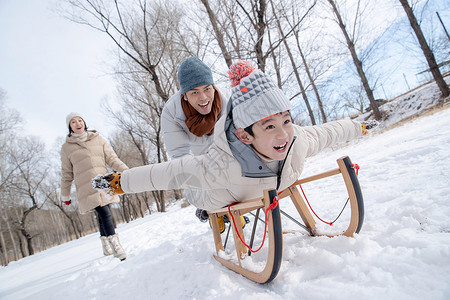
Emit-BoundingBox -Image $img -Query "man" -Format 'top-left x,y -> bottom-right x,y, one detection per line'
161,56 -> 229,159
161,57 -> 229,222
94,61 -> 369,216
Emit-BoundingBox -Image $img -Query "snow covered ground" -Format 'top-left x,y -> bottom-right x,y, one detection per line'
1,85 -> 450,299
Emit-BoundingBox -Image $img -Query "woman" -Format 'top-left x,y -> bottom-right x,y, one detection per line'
60,112 -> 128,261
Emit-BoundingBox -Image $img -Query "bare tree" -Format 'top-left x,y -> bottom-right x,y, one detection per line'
0,97 -> 23,264
325,0 -> 382,120
197,0 -> 282,71
199,0 -> 233,67
63,0 -> 194,212
398,0 -> 449,100
63,0 -> 175,102
4,137 -> 49,256
270,0 -> 318,124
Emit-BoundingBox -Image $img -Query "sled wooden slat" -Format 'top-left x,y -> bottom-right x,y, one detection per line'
286,185 -> 316,234
211,198 -> 264,216
208,156 -> 364,284
292,168 -> 341,186
212,189 -> 282,284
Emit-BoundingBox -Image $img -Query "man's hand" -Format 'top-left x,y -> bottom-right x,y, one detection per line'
92,173 -> 124,196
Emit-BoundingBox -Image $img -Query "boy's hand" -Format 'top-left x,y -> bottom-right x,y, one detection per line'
361,120 -> 379,135
92,172 -> 124,196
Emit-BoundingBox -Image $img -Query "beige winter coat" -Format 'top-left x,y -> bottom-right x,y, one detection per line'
120,116 -> 362,211
61,131 -> 128,214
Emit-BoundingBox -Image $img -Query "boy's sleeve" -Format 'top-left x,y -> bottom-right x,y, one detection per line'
302,119 -> 363,157
120,151 -> 228,194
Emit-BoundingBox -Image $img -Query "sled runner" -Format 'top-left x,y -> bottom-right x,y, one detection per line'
208,156 -> 364,284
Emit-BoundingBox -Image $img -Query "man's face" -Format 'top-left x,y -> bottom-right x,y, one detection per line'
238,111 -> 294,161
183,84 -> 215,115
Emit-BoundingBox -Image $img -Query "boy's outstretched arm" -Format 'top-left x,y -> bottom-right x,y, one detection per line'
92,150 -> 230,196
301,119 -> 378,158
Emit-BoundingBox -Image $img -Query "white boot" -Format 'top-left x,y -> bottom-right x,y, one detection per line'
100,236 -> 114,256
107,234 -> 127,261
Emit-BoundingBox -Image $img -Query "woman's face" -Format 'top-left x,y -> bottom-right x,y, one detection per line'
69,117 -> 86,135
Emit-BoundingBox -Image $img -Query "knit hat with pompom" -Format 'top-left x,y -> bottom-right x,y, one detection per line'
227,61 -> 291,129
66,112 -> 85,128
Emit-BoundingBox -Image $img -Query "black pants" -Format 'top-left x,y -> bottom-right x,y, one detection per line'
95,205 -> 115,237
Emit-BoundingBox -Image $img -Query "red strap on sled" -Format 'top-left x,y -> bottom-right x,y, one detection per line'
228,196 -> 279,253
301,163 -> 361,226
352,164 -> 360,176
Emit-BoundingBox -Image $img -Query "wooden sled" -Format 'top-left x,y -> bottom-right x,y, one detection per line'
208,156 -> 364,284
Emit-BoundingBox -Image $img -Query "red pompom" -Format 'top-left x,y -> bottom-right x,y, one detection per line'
228,61 -> 256,87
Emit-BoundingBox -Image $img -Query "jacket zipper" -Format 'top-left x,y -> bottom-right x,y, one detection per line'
276,136 -> 296,190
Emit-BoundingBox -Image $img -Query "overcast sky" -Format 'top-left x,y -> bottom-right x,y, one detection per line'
0,0 -> 118,149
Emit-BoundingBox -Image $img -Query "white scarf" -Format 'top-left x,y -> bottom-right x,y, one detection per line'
72,131 -> 88,142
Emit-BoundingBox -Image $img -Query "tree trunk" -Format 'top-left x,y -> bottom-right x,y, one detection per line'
200,0 -> 233,67
327,0 -> 382,120
254,0 -> 267,71
20,204 -> 37,256
0,231 -> 8,266
3,210 -> 19,261
236,0 -> 268,70
267,29 -> 283,88
398,0 -> 449,100
294,32 -> 327,123
57,206 -> 82,239
271,1 -> 316,124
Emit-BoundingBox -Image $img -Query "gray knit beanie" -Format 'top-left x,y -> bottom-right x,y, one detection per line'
228,62 -> 292,129
178,57 -> 214,94
66,112 -> 84,128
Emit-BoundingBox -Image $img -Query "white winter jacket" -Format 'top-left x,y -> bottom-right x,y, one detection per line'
161,88 -> 230,159
121,112 -> 363,211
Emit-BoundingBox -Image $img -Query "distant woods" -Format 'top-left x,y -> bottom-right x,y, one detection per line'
1,0 -> 448,265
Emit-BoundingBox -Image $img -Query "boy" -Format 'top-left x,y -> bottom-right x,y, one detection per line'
94,61 -> 368,212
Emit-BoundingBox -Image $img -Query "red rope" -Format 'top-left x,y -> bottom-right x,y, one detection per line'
299,184 -> 334,226
300,163 -> 361,226
227,196 -> 279,253
227,164 -> 361,249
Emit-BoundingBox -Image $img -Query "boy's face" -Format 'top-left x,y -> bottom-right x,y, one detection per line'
183,84 -> 215,115
236,111 -> 294,161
